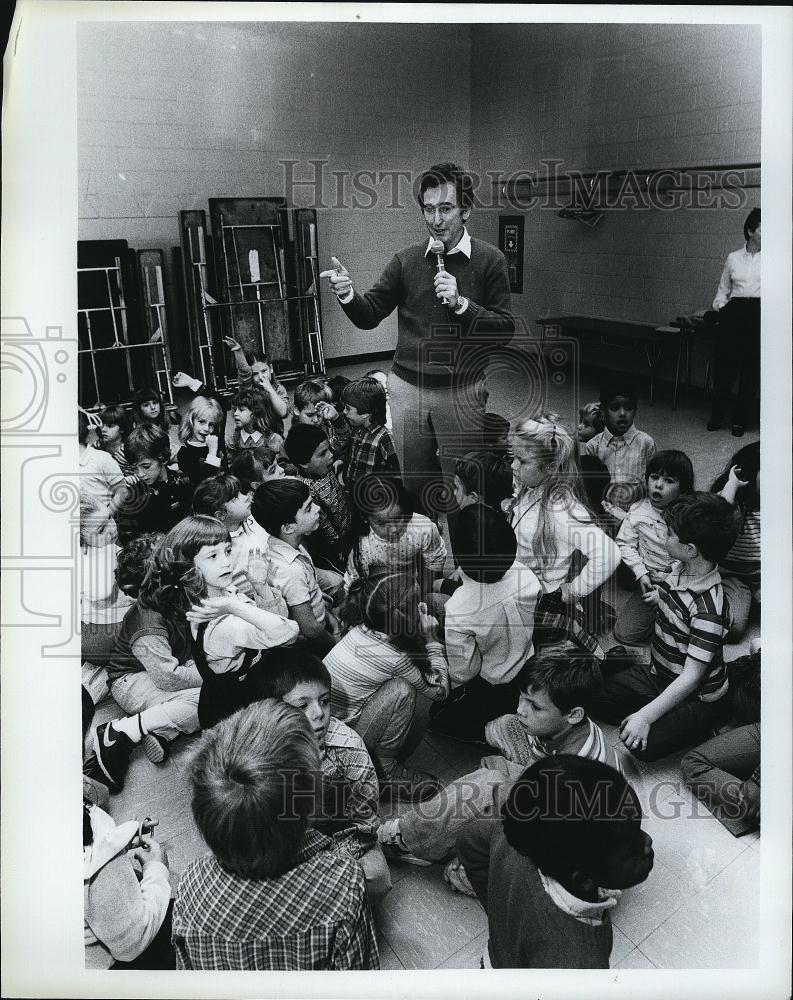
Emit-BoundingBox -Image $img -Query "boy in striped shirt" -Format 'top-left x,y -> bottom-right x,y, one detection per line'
377,645 -> 625,882
593,492 -> 740,762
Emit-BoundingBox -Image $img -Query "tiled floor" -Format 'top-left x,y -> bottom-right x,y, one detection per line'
93,348 -> 760,969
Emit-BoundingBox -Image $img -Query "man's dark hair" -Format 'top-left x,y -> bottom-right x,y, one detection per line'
663,492 -> 741,563
418,162 -> 474,210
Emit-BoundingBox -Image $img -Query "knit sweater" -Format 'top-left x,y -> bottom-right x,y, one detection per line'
457,821 -> 615,968
340,239 -> 513,385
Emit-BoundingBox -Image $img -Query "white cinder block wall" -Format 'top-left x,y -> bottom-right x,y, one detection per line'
78,21 -> 472,360
468,22 -> 761,384
79,21 -> 761,379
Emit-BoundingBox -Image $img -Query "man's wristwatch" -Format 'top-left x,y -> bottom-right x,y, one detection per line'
454,295 -> 468,314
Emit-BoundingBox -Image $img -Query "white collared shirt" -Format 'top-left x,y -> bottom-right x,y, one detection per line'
338,229 -> 473,309
713,246 -> 761,310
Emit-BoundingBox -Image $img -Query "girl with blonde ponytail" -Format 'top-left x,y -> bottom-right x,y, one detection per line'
508,416 -> 619,651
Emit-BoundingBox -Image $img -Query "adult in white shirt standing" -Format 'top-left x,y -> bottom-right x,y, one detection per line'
708,208 -> 761,438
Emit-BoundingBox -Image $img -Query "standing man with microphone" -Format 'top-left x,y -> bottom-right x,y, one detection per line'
320,162 -> 513,516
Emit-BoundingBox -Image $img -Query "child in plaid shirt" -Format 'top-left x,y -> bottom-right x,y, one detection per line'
172,700 -> 379,970
342,377 -> 400,500
252,648 -> 392,901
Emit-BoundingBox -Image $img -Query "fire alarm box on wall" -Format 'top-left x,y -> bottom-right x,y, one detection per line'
498,215 -> 524,294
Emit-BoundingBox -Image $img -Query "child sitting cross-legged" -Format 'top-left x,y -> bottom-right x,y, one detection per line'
251,479 -> 342,656
591,492 -> 740,760
116,425 -> 192,546
378,644 -> 624,878
345,474 -> 447,596
251,648 -> 392,901
284,423 -> 354,582
325,570 -> 449,804
172,700 -> 380,971
582,379 -> 656,523
614,449 -> 695,645
456,756 -> 654,968
342,377 -> 400,495
427,505 -> 542,743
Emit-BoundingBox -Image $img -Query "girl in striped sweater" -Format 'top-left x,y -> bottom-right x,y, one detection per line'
324,570 -> 449,802
712,442 -> 760,639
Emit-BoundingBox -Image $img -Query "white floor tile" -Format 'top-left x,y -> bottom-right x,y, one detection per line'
639,891 -> 758,968
613,947 -> 657,969
611,856 -> 686,946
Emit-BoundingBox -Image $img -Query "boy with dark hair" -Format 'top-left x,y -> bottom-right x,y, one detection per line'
453,450 -> 514,513
614,448 -> 695,645
582,378 -> 656,519
342,377 -> 400,495
378,643 -> 624,873
456,756 -> 654,968
251,479 -> 340,655
172,700 -> 379,970
428,505 -> 542,741
592,492 -> 740,760
116,425 -> 191,545
251,648 -> 391,900
284,423 -> 353,577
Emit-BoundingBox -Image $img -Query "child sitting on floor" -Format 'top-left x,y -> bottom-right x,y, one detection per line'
427,505 -> 542,743
192,473 -> 282,608
116,425 -> 192,545
251,648 -> 392,901
345,474 -> 447,595
377,645 -> 624,876
284,423 -> 354,576
227,388 -> 282,461
176,395 -> 226,486
614,449 -> 695,645
507,415 -> 618,651
591,492 -> 740,761
711,442 -> 760,639
94,404 -> 136,479
172,700 -> 379,971
292,377 -> 334,427
582,379 -> 656,520
456,756 -> 654,968
325,570 -> 449,803
452,450 -> 514,514
322,374 -> 355,459
131,385 -> 173,435
151,514 -> 297,730
224,337 -> 289,430
251,479 -> 341,655
231,445 -> 285,495
83,693 -> 174,971
79,410 -> 127,526
342,377 -> 400,495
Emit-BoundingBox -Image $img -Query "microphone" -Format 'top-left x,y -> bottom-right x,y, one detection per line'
430,239 -> 449,306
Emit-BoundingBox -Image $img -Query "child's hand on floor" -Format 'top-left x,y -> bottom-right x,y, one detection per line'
620,712 -> 651,752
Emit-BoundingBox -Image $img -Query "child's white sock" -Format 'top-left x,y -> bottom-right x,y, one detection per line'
109,715 -> 145,744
